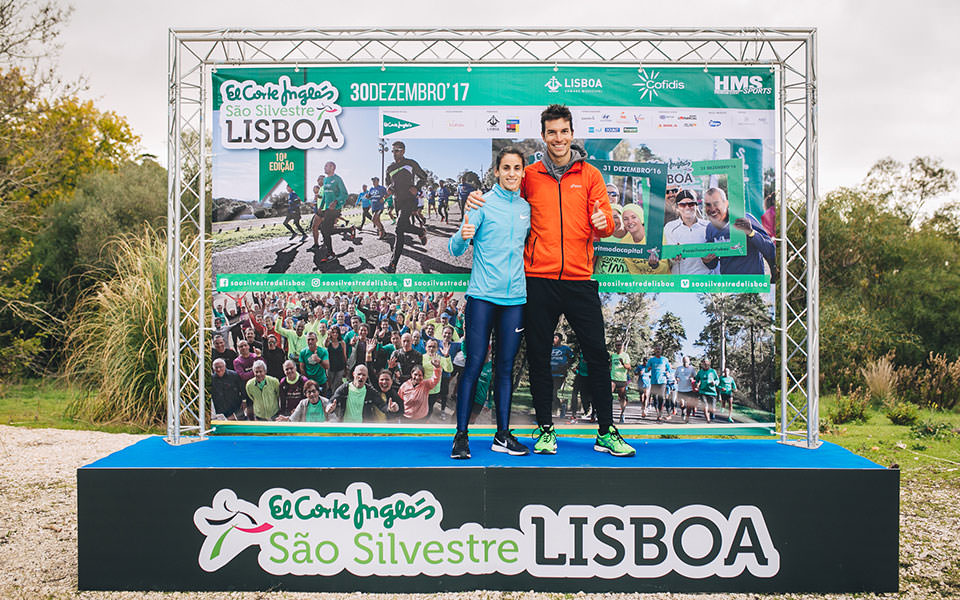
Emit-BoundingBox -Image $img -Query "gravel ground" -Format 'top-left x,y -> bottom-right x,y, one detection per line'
0,424 -> 957,600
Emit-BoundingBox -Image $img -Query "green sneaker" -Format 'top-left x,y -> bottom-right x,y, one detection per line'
594,426 -> 636,457
532,424 -> 557,454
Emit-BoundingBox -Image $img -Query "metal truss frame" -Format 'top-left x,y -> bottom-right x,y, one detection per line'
167,27 -> 819,447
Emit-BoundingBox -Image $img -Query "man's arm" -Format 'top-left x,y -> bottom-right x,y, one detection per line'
587,167 -> 615,237
411,159 -> 427,189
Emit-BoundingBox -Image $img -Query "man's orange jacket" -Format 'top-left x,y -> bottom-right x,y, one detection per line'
521,158 -> 615,281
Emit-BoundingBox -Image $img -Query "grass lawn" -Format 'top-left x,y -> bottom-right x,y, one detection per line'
0,379 -> 161,434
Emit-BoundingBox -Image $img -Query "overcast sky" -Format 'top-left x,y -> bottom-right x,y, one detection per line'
56,0 -> 959,194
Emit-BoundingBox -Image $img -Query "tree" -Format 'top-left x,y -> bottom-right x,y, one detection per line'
0,0 -> 139,379
862,156 -> 958,227
652,311 -> 685,363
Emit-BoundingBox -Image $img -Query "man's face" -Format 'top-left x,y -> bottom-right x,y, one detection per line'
442,327 -> 453,342
245,329 -> 255,343
606,184 -> 620,205
542,117 -> 573,164
424,324 -> 435,338
401,333 -> 413,351
213,336 -> 225,352
238,340 -> 250,356
283,362 -> 297,379
296,322 -> 305,336
307,333 -> 317,349
654,346 -> 662,357
372,178 -> 379,186
391,332 -> 401,347
703,359 -> 711,369
267,337 -> 277,351
703,192 -> 729,227
666,185 -> 679,205
350,316 -> 359,330
391,145 -> 405,160
426,341 -> 438,355
683,356 -> 691,367
412,330 -> 421,344
553,335 -> 560,347
324,162 -> 335,176
378,373 -> 393,391
352,366 -> 368,387
253,365 -> 266,381
213,361 -> 226,377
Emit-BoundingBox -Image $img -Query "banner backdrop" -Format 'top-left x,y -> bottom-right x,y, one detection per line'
212,65 -> 776,293
209,65 -> 777,431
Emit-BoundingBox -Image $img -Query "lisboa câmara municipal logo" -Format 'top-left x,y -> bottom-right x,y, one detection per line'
544,76 -> 562,93
632,69 -> 685,101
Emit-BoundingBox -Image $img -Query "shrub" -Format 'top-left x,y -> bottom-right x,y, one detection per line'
895,353 -> 960,410
63,227 -> 203,428
861,353 -> 897,405
883,400 -> 919,426
910,420 -> 955,440
828,388 -> 869,424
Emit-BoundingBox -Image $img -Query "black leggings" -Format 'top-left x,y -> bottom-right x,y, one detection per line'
455,296 -> 524,432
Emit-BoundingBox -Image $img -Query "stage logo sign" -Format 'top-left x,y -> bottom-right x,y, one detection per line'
194,482 -> 780,579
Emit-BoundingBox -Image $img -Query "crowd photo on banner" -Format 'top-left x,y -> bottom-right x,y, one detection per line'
210,288 -> 775,427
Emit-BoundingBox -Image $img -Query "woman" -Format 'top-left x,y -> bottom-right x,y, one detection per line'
280,379 -> 335,422
422,338 -> 453,419
447,147 -> 530,459
620,204 -> 670,275
324,325 -> 347,396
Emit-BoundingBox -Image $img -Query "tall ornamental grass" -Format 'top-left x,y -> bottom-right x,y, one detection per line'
861,353 -> 897,405
64,227 -> 201,428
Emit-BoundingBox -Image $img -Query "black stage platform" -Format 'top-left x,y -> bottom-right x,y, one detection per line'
78,435 -> 898,593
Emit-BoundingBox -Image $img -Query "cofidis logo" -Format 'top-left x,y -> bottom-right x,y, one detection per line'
219,75 -> 344,150
195,482 -> 780,579
633,70 -> 685,102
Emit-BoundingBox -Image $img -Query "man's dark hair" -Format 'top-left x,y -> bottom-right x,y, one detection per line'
540,104 -> 573,135
392,140 -> 406,151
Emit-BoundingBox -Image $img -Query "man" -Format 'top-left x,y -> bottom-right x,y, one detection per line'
550,334 -> 574,417
282,184 -> 307,241
645,345 -> 672,422
391,332 -> 423,385
316,161 -> 351,262
275,318 -> 310,364
211,358 -> 245,420
701,187 -> 776,275
467,104 -> 635,456
664,182 -> 681,225
211,334 -> 238,367
358,183 -> 373,230
299,331 -> 330,389
367,176 -> 388,239
245,360 -> 281,421
382,141 -> 428,273
278,360 -> 310,418
659,189 -> 715,275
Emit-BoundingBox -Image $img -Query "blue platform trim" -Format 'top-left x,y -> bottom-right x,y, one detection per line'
81,436 -> 885,470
